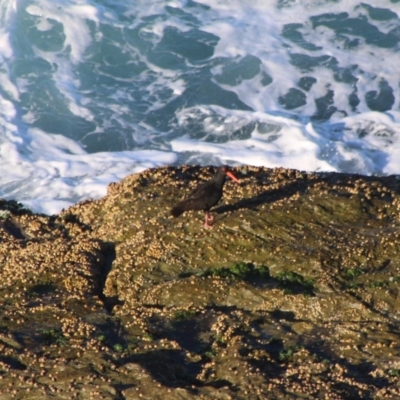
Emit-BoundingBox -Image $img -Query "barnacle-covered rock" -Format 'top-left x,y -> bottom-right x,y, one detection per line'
0,166 -> 400,399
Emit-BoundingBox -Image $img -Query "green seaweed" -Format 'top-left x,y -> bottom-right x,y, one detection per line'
387,369 -> 400,377
343,268 -> 364,280
41,329 -> 67,346
173,310 -> 196,320
113,343 -> 124,353
278,345 -> 301,362
275,271 -> 316,296
197,262 -> 270,281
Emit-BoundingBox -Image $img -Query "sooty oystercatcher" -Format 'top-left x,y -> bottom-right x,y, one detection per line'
171,166 -> 239,228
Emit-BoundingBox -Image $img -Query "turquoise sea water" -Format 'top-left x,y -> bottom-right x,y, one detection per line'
0,0 -> 400,213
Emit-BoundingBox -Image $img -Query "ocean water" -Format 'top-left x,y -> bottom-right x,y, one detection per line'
1,0 -> 400,214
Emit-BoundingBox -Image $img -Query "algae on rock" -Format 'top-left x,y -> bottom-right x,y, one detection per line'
0,166 -> 400,399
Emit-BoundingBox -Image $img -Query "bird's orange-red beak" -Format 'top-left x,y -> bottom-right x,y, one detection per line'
226,170 -> 239,183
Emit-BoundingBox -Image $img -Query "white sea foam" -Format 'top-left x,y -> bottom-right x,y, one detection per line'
199,0 -> 400,115
0,128 -> 177,214
26,2 -> 98,63
172,106 -> 400,175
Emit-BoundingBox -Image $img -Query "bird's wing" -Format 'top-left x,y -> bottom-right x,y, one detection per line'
170,181 -> 217,216
186,181 -> 216,200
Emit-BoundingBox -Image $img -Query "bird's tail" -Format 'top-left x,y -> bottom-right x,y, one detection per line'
171,205 -> 184,218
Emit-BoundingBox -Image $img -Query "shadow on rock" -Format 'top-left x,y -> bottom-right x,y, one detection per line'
123,349 -> 202,389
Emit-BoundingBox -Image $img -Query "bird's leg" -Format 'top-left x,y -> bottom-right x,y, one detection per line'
204,212 -> 214,228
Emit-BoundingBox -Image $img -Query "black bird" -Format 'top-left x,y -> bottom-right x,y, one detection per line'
171,166 -> 239,228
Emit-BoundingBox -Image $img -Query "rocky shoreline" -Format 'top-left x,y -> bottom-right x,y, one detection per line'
0,165 -> 400,399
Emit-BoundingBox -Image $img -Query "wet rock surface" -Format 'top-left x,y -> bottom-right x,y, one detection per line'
0,166 -> 400,399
